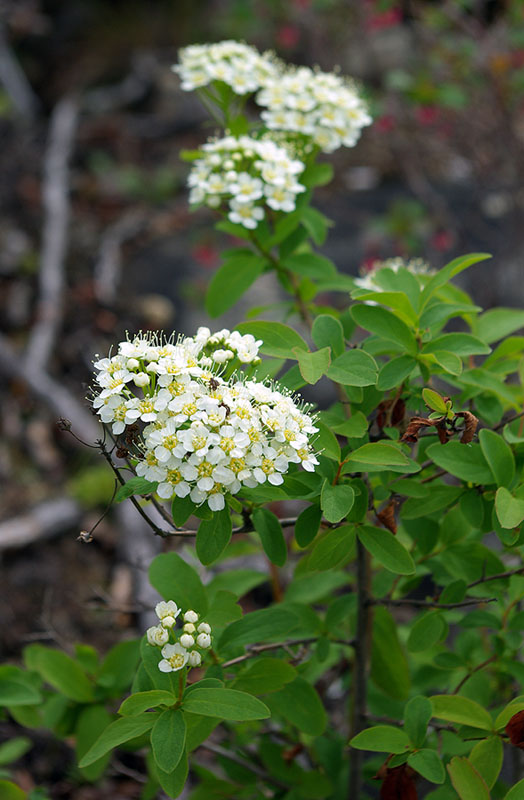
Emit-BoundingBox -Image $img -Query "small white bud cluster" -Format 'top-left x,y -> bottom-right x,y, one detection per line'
146,603 -> 212,672
91,329 -> 319,512
187,135 -> 306,229
172,41 -> 278,95
353,258 -> 435,294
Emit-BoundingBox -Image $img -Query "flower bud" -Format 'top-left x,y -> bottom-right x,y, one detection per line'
127,358 -> 140,369
198,622 -> 211,634
197,632 -> 211,649
133,372 -> 150,387
146,625 -> 169,647
183,622 -> 196,634
180,633 -> 195,648
161,615 -> 176,628
184,610 -> 199,623
188,650 -> 202,667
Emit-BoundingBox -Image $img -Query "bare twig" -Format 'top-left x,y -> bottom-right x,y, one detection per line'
0,333 -> 99,443
349,540 -> 371,798
373,597 -> 496,610
94,211 -> 145,304
468,567 -> 524,588
452,655 -> 497,695
26,96 -> 79,374
0,498 -> 81,551
198,742 -> 288,789
221,637 -> 354,669
0,19 -> 39,120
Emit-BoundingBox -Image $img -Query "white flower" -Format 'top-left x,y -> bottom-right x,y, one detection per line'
197,622 -> 211,634
196,632 -> 212,649
188,650 -> 202,667
183,622 -> 196,634
180,633 -> 195,648
158,642 -> 189,672
228,199 -> 265,230
184,609 -> 199,623
146,625 -> 169,647
155,600 -> 181,627
173,41 -> 277,96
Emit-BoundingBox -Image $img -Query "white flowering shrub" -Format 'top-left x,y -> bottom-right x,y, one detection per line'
187,135 -> 306,228
5,38 -> 524,800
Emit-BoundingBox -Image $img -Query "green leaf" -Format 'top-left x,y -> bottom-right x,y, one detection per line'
300,206 -> 332,245
252,508 -> 287,566
422,388 -> 448,414
0,737 -> 31,767
96,639 -> 141,693
358,525 -> 415,575
426,442 -> 494,484
377,355 -> 416,390
430,695 -> 493,730
149,553 -> 208,615
404,696 -> 432,748
301,162 -> 333,187
447,756 -> 491,800
235,321 -> 307,358
420,253 -> 491,308
315,420 -> 341,461
371,607 -> 410,700
31,648 -> 93,702
351,304 -> 417,353
205,253 -> 266,317
423,333 -> 491,356
469,736 -> 502,789
283,252 -> 337,279
233,658 -> 296,694
307,525 -> 356,571
79,714 -> 156,767
506,779 -> 524,800
476,307 -> 524,344
295,504 -> 322,547
479,429 -> 515,487
119,690 -> 176,716
293,346 -> 331,385
312,314 -> 344,357
202,590 -> 242,628
407,611 -> 447,652
349,725 -> 410,754
0,677 -> 42,707
326,349 -> 378,386
75,705 -> 112,781
219,606 -> 299,649
196,507 -> 232,565
155,750 -> 188,798
427,349 -> 463,376
346,443 -> 410,467
0,781 -> 26,800
332,411 -> 369,439
408,749 -> 445,784
182,688 -> 270,720
151,708 -> 186,773
170,495 -> 196,527
269,677 -> 326,735
320,481 -> 355,523
495,486 -> 524,529
114,476 -> 158,503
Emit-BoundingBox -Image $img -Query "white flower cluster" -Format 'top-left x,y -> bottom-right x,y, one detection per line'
146,602 -> 212,671
172,41 -> 277,94
91,330 -> 319,511
353,258 -> 435,293
188,135 -> 306,229
194,326 -> 262,366
256,66 -> 372,154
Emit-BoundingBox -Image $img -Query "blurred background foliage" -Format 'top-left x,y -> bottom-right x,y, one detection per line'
2,0 -> 524,794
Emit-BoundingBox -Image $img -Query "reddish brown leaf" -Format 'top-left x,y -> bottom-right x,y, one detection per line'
377,498 -> 398,534
436,419 -> 451,444
380,764 -> 418,800
456,411 -> 479,444
376,398 -> 406,430
506,710 -> 524,749
400,416 -> 435,443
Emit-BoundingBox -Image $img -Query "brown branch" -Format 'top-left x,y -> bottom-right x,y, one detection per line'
452,655 -> 497,695
468,567 -> 524,588
221,637 -> 354,668
349,540 -> 371,798
26,96 -> 79,374
373,597 -> 496,610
